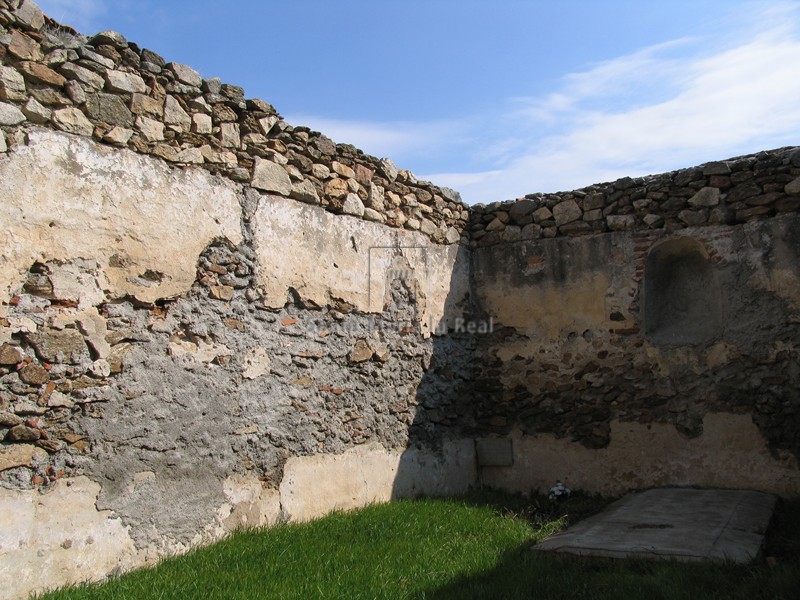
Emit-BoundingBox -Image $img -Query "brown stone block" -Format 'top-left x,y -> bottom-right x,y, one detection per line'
5,424 -> 41,442
19,61 -> 66,86
0,343 -> 23,365
19,363 -> 49,386
8,30 -> 42,61
735,206 -> 772,221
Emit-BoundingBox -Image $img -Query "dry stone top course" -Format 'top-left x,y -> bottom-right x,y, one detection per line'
471,151 -> 800,247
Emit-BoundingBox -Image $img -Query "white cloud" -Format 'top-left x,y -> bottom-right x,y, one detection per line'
514,38 -> 693,123
35,0 -> 109,33
282,114 -> 473,165
296,3 -> 800,205
427,2 -> 800,204
422,170 -> 503,189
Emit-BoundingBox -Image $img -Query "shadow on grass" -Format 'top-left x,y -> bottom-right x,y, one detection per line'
32,494 -> 800,600
423,497 -> 800,600
455,487 -> 611,528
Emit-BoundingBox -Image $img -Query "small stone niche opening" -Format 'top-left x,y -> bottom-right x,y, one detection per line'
644,238 -> 721,346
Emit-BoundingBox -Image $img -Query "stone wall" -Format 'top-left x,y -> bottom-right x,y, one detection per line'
467,137 -> 800,499
0,3 -> 475,598
471,214 -> 800,496
0,125 -> 477,599
466,140 -> 800,498
1,2 -> 799,599
470,146 -> 800,247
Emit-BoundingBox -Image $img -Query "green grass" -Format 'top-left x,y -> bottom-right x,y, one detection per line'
34,492 -> 800,600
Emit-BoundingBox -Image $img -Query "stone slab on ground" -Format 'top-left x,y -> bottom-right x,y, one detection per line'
534,488 -> 776,563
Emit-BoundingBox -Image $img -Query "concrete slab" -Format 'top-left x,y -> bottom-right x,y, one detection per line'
534,488 -> 776,563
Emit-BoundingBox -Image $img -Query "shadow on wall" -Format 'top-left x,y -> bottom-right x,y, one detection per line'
391,241 -> 481,500
450,213 -> 800,497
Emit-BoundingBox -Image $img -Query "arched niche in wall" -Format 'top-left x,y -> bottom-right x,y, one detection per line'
644,238 -> 722,346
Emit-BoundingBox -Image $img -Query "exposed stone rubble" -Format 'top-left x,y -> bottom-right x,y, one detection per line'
0,229 -> 475,527
471,311 -> 800,453
470,215 -> 800,462
471,149 -> 800,247
0,0 -> 468,245
0,201 -> 475,563
0,259 -> 115,481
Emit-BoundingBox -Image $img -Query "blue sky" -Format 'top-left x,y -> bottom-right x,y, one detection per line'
35,0 -> 800,204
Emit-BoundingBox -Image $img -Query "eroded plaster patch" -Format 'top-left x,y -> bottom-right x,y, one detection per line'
253,196 -> 469,335
0,129 -> 243,304
0,476 -> 142,600
279,441 -> 476,522
480,413 -> 800,497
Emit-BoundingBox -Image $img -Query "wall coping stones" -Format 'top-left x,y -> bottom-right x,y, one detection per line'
470,147 -> 800,248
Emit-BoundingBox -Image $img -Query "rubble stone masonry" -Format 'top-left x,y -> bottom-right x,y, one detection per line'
0,2 -> 798,598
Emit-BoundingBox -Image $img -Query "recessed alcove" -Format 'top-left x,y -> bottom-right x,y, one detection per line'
644,238 -> 722,346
